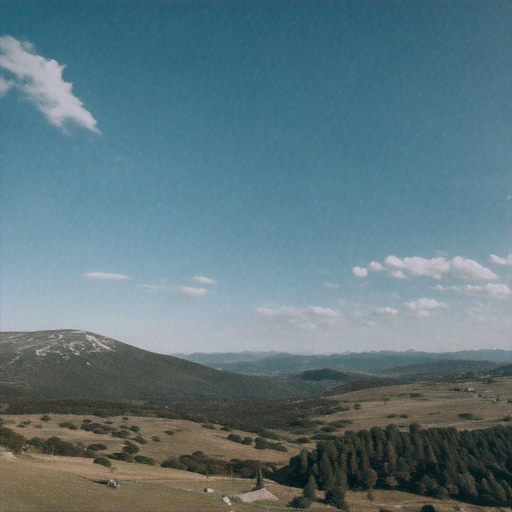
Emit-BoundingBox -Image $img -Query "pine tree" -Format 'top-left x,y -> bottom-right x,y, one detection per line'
319,451 -> 334,490
303,475 -> 317,500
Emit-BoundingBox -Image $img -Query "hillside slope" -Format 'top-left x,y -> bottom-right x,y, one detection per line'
183,349 -> 511,375
0,330 -> 310,402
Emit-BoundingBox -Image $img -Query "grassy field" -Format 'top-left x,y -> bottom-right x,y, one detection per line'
314,377 -> 511,433
1,452 -> 502,512
2,377 -> 510,511
0,414 -> 298,466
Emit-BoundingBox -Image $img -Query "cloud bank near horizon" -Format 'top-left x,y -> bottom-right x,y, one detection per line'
353,255 -> 499,281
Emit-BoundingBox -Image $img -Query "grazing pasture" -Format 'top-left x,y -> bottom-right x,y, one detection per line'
0,452 -> 501,512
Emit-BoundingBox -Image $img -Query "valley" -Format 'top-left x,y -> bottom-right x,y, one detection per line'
1,330 -> 511,511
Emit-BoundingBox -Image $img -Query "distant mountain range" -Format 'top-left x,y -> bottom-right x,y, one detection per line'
2,330 -> 509,404
0,330 -> 314,402
179,349 -> 511,375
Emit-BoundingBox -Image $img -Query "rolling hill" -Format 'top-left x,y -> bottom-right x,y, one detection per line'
0,330 -> 313,402
180,349 -> 512,375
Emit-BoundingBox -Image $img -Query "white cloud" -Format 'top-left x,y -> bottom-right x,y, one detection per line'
489,254 -> 512,266
435,283 -> 511,299
352,266 -> 368,278
325,282 -> 340,289
0,36 -> 99,133
141,284 -> 170,292
0,75 -> 15,96
191,275 -> 216,285
84,272 -> 131,281
369,261 -> 383,271
449,256 -> 497,281
176,286 -> 208,297
373,307 -> 399,316
405,298 -> 448,315
360,255 -> 497,281
256,305 -> 341,329
384,256 -> 450,280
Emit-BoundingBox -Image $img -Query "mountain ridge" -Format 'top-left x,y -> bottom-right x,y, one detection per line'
0,330 -> 314,402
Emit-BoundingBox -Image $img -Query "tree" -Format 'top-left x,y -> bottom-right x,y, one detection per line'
288,496 -> 311,509
303,475 -> 317,500
325,487 -> 349,510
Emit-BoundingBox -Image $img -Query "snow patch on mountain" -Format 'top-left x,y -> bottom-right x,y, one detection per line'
1,330 -> 117,359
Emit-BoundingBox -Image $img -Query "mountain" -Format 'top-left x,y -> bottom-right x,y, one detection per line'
382,359 -> 502,378
178,349 -> 512,375
0,330 -> 313,402
173,351 -> 283,366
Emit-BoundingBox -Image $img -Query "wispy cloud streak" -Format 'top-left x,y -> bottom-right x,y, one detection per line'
0,36 -> 99,133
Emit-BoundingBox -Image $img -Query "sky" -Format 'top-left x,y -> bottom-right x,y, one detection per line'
1,1 -> 510,355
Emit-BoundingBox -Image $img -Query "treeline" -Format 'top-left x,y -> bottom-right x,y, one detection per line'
2,396 -> 347,432
283,424 -> 511,508
161,451 -> 277,478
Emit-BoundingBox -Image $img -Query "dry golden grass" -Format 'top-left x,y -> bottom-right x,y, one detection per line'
1,452 -> 500,512
1,377 -> 510,510
2,415 -> 297,466
311,377 -> 511,433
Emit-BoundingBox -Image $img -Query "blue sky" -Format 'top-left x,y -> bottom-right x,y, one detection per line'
1,1 -> 510,354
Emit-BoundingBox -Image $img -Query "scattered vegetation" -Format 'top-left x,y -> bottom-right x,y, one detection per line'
161,451 -> 277,478
93,456 -> 112,468
0,426 -> 27,453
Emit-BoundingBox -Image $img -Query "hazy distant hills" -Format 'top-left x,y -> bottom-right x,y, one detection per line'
0,330 -> 313,402
179,349 -> 511,375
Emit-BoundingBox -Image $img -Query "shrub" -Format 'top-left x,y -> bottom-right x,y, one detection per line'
129,425 -> 140,432
108,452 -> 134,462
151,436 -> 161,442
93,457 -> 112,468
1,427 -> 27,453
134,435 -> 147,444
83,449 -> 97,458
164,430 -> 174,435
254,437 -> 270,449
161,457 -> 188,470
458,413 -> 475,420
330,419 -> 353,427
353,402 -> 362,410
58,421 -> 76,429
325,488 -> 349,510
134,455 -> 156,465
257,429 -> 280,440
242,437 -> 253,445
228,434 -> 243,444
40,415 -> 51,422
311,434 -> 337,441
43,437 -> 84,457
296,437 -> 310,444
288,496 -> 312,509
220,426 -> 232,431
28,437 -> 45,447
202,424 -> 215,430
122,443 -> 139,454
87,443 -> 108,451
112,429 -> 131,439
